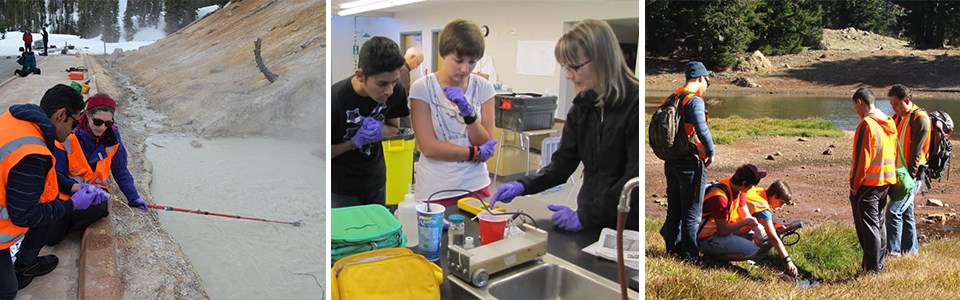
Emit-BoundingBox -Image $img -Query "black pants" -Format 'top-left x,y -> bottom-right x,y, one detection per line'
0,222 -> 52,299
45,201 -> 109,246
331,187 -> 386,208
851,185 -> 890,272
23,42 -> 30,52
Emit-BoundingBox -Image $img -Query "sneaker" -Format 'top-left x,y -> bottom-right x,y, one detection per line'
889,251 -> 902,257
15,255 -> 59,289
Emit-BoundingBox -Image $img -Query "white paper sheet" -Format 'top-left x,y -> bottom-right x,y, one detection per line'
516,40 -> 557,76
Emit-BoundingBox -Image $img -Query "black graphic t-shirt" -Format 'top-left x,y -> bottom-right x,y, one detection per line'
330,76 -> 409,196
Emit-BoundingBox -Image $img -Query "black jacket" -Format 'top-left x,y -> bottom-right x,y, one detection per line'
519,84 -> 640,230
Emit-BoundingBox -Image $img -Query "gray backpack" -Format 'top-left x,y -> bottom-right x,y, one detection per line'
649,92 -> 697,161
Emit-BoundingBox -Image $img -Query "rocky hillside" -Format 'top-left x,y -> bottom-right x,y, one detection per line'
113,0 -> 324,140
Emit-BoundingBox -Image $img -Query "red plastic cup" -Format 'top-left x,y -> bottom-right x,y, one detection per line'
477,211 -> 510,245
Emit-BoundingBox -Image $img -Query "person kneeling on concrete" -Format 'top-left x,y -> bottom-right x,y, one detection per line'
0,84 -> 109,296
698,164 -> 769,262
47,94 -> 148,246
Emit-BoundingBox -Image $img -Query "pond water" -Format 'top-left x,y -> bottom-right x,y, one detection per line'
645,94 -> 960,133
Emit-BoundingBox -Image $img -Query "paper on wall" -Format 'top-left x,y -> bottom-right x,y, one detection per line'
516,40 -> 557,77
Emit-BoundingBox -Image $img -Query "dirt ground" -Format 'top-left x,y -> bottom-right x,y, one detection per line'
646,28 -> 960,99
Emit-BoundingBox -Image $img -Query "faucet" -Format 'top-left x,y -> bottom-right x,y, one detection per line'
616,177 -> 639,300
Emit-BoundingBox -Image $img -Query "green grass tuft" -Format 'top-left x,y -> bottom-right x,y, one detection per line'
645,115 -> 843,145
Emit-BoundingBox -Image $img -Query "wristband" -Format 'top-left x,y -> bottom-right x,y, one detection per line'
467,145 -> 475,162
784,256 -> 792,263
472,146 -> 480,162
463,113 -> 477,125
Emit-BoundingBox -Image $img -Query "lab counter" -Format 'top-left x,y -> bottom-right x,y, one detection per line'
425,194 -> 640,299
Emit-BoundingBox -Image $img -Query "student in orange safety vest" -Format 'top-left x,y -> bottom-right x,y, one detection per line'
738,180 -> 798,276
698,164 -> 767,262
886,84 -> 930,257
0,84 -> 109,297
849,88 -> 898,274
47,94 -> 148,246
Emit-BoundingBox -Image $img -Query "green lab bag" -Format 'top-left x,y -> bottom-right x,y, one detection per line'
330,204 -> 407,263
891,124 -> 916,200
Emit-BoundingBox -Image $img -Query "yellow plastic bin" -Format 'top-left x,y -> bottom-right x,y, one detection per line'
382,128 -> 415,205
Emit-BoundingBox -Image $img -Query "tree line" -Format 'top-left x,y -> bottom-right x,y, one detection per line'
647,0 -> 960,70
0,0 -> 228,42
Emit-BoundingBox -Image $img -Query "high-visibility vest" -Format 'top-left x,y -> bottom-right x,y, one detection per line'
698,178 -> 741,240
0,112 -> 59,250
850,114 -> 897,189
893,106 -> 931,170
55,133 -> 118,200
667,87 -> 708,159
743,187 -> 771,215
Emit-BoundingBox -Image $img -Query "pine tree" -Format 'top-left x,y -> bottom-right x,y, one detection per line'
101,0 -> 120,42
751,0 -> 822,55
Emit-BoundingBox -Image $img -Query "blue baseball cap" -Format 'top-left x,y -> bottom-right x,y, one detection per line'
685,61 -> 710,80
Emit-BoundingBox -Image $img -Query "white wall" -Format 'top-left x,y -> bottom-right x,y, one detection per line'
332,1 -> 640,119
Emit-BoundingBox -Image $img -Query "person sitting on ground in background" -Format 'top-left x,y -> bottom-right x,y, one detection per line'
886,84 -> 929,257
739,180 -> 798,276
489,19 -> 639,232
698,164 -> 769,262
409,19 -> 498,207
47,94 -> 147,246
0,84 -> 109,296
330,36 -> 409,208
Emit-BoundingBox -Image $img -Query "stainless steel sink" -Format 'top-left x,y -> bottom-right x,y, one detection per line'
449,254 -> 639,299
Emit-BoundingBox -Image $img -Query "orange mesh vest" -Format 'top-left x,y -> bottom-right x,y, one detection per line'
666,87 -> 708,159
893,106 -> 931,170
743,187 -> 771,215
850,114 -> 897,190
0,113 -> 59,249
698,179 -> 740,239
55,133 -> 118,200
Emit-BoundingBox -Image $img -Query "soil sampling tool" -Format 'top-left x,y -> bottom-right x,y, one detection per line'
146,204 -> 303,227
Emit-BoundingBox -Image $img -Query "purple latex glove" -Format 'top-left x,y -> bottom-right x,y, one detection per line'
548,204 -> 583,232
443,87 -> 474,117
476,139 -> 498,162
351,117 -> 383,148
490,182 -> 524,206
128,197 -> 148,211
71,184 -> 106,211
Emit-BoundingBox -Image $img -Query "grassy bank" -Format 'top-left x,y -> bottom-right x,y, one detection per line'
646,217 -> 960,299
645,115 -> 843,145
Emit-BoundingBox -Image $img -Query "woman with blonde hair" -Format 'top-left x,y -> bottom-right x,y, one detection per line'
409,19 -> 498,206
491,19 -> 639,231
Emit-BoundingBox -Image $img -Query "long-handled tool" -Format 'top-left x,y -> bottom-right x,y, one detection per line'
146,204 -> 303,227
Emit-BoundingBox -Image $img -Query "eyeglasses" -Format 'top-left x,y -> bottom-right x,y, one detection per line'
69,114 -> 80,129
91,118 -> 115,128
563,59 -> 591,72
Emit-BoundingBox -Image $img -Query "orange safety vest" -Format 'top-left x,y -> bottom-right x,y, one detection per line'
55,133 -> 118,200
666,87 -> 708,159
698,178 -> 741,240
893,106 -> 931,170
850,113 -> 897,190
0,113 -> 59,249
743,187 -> 771,215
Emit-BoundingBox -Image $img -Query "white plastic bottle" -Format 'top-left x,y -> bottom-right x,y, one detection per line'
396,185 -> 419,247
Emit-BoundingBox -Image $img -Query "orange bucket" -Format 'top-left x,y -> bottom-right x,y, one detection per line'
68,71 -> 84,80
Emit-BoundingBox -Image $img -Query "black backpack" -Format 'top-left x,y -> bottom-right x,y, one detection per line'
649,92 -> 697,161
925,110 -> 953,181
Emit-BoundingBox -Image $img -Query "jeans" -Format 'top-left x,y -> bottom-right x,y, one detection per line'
331,187 -> 386,208
886,177 -> 921,255
660,159 -> 706,261
851,185 -> 890,272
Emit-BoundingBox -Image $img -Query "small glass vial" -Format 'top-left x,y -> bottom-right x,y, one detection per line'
448,214 -> 466,247
463,236 -> 475,250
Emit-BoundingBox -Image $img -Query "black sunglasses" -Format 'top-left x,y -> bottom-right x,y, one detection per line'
91,118 -> 115,128
69,114 -> 80,129
564,59 -> 591,72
